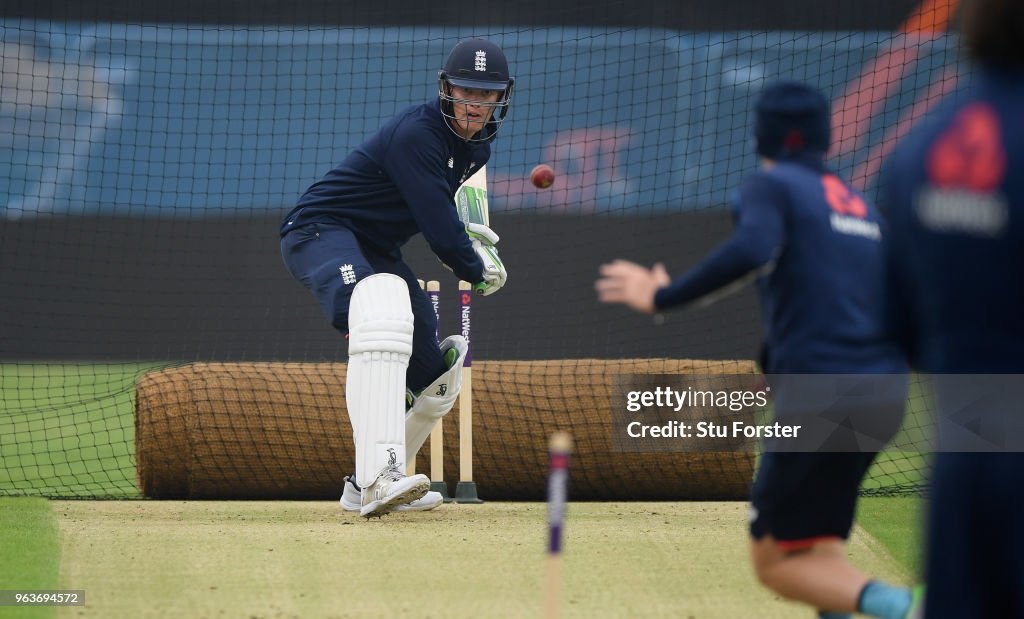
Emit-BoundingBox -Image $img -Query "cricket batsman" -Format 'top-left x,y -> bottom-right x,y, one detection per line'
279,38 -> 512,517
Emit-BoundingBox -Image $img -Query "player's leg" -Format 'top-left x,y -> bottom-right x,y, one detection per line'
336,291 -> 446,512
922,452 -> 1024,618
393,283 -> 465,511
281,225 -> 429,516
347,272 -> 430,517
920,453 -> 977,618
371,259 -> 469,464
751,535 -> 867,610
280,223 -> 374,332
403,268 -> 450,396
997,454 -> 1024,618
337,265 -> 453,513
749,451 -> 912,618
749,452 -> 866,614
402,332 -> 467,468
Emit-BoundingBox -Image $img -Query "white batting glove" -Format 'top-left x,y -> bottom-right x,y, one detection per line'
465,222 -> 500,246
473,240 -> 507,296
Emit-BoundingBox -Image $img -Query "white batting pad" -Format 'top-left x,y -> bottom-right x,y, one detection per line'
405,335 -> 468,464
347,274 -> 415,488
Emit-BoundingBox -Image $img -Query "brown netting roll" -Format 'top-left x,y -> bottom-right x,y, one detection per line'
135,359 -> 757,500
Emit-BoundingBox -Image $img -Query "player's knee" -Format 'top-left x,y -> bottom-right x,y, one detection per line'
754,560 -> 798,599
750,537 -> 787,590
348,274 -> 414,356
754,560 -> 780,590
310,259 -> 373,334
751,549 -> 775,587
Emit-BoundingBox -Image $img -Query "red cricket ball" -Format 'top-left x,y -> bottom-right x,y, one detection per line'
530,164 -> 556,189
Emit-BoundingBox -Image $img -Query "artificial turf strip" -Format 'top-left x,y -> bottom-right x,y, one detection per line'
51,500 -> 908,618
0,497 -> 60,619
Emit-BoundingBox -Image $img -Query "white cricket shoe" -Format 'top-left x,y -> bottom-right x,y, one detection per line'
346,467 -> 432,517
340,474 -> 443,513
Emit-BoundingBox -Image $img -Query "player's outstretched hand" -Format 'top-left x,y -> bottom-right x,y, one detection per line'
595,260 -> 670,314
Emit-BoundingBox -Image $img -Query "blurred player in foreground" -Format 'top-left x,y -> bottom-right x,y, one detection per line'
279,38 -> 512,517
880,0 -> 1024,615
596,81 -> 916,618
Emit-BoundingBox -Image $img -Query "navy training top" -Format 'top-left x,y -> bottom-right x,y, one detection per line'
880,66 -> 1024,373
655,155 -> 904,374
280,99 -> 489,285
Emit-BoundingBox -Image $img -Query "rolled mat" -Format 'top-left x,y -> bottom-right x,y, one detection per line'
135,359 -> 757,500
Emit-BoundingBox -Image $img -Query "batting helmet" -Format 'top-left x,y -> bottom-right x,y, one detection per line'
438,38 -> 515,142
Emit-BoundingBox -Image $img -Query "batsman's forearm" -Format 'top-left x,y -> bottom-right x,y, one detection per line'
433,243 -> 486,284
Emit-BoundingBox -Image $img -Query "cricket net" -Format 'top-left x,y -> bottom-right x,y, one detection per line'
1,0 -> 956,498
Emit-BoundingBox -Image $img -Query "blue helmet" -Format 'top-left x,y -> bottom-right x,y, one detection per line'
755,80 -> 830,159
438,38 -> 515,142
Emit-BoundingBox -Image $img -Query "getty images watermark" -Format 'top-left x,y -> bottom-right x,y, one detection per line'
613,374 -> 1024,453
623,384 -> 802,441
612,375 -> 783,453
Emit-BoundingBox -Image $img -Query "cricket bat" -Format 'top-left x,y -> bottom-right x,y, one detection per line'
452,167 -> 488,502
455,167 -> 486,484
456,166 -> 496,296
455,165 -> 490,228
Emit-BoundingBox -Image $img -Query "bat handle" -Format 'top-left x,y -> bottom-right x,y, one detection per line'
473,282 -> 488,295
